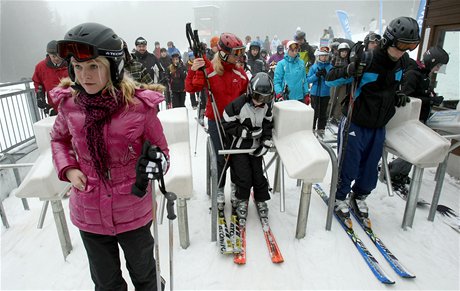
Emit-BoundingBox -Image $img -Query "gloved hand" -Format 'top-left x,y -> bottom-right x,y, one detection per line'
132,141 -> 168,198
431,95 -> 444,106
37,97 -> 48,109
251,139 -> 273,157
395,91 -> 411,107
315,69 -> 326,77
241,126 -> 263,139
275,93 -> 284,102
304,94 -> 311,105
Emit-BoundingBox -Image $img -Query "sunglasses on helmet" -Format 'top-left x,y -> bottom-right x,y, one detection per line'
368,34 -> 382,42
393,39 -> 419,52
57,40 -> 124,62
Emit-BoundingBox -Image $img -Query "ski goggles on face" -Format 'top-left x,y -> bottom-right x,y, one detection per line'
230,46 -> 246,57
57,40 -> 124,62
253,92 -> 273,104
393,39 -> 420,52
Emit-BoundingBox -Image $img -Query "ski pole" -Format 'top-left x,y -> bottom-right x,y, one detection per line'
151,180 -> 162,291
165,191 -> 177,291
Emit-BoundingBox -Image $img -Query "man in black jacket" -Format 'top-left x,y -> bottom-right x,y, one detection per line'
132,37 -> 163,84
325,16 -> 421,223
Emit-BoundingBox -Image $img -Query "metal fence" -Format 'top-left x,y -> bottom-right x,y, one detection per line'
0,79 -> 46,153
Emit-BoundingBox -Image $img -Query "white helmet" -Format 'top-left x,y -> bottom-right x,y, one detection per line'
338,43 -> 350,51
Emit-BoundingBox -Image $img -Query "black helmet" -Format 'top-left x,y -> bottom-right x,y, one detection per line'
249,41 -> 261,51
381,17 -> 420,50
277,44 -> 284,52
58,22 -> 124,84
46,40 -> 58,54
422,46 -> 449,72
249,72 -> 274,103
295,30 -> 306,41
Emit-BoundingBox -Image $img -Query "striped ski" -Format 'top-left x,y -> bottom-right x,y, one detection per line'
350,209 -> 415,278
252,196 -> 283,263
230,205 -> 243,254
217,206 -> 233,254
233,218 -> 247,264
313,184 -> 395,284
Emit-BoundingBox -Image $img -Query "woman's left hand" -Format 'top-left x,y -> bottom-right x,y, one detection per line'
66,168 -> 87,191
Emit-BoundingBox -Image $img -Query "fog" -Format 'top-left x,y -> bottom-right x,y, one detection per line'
0,0 -> 420,82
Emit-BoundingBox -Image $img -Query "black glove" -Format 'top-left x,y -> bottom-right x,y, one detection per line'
395,91 -> 411,107
251,139 -> 273,157
36,86 -> 48,109
315,69 -> 326,77
241,126 -> 263,139
132,141 -> 168,198
431,96 -> 444,106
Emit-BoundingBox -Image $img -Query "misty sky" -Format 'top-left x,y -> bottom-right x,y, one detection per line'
1,0 -> 421,82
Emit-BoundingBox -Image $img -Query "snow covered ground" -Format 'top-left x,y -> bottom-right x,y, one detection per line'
1,105 -> 459,290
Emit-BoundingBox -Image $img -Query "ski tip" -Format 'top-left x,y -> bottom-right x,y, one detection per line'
382,279 -> 396,285
233,257 -> 246,265
272,257 -> 284,264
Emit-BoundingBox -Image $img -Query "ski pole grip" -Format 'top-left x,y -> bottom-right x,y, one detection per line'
165,191 -> 177,220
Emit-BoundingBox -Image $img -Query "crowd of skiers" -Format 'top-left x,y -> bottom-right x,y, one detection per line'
32,15 -> 451,290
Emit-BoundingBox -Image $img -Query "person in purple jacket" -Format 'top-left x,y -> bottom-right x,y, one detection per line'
50,22 -> 169,290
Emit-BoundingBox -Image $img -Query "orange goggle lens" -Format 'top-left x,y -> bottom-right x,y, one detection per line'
289,44 -> 299,51
57,41 -> 98,62
394,40 -> 419,52
231,47 -> 246,56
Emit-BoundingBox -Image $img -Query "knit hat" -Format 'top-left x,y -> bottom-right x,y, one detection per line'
135,37 -> 147,46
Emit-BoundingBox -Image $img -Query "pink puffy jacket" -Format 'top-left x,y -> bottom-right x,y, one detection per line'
50,87 -> 169,235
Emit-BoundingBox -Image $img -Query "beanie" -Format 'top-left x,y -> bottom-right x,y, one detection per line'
46,40 -> 58,54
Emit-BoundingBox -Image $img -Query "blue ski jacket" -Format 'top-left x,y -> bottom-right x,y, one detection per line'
307,61 -> 333,97
273,54 -> 309,101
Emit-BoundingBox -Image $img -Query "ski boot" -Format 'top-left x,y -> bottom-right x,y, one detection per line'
334,199 -> 352,228
235,199 -> 249,221
216,187 -> 225,209
230,183 -> 238,208
349,192 -> 371,228
255,201 -> 269,218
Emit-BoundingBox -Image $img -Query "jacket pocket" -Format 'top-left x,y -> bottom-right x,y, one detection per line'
70,176 -> 102,225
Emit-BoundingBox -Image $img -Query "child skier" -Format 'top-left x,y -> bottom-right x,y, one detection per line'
222,72 -> 274,219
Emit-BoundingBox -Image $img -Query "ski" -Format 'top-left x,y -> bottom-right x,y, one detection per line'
392,183 -> 429,207
253,198 -> 284,264
313,184 -> 395,284
230,205 -> 243,253
233,218 -> 247,264
349,209 -> 416,278
217,205 -> 233,255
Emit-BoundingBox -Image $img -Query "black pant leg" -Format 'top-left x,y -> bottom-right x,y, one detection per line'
250,155 -> 270,202
118,222 -> 159,291
80,231 -> 128,291
318,96 -> 331,130
230,154 -> 252,200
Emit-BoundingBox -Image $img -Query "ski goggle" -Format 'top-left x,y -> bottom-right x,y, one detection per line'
393,39 -> 420,52
57,40 -> 124,62
253,92 -> 273,104
230,46 -> 246,57
368,34 -> 382,42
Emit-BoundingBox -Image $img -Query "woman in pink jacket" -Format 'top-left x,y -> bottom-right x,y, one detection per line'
50,23 -> 169,290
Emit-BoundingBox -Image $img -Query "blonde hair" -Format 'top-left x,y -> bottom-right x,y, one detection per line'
211,52 -> 243,76
59,57 -> 164,105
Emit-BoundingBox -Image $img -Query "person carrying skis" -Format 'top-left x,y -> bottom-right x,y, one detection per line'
274,40 -> 309,103
185,32 -> 249,205
387,46 -> 449,190
325,16 -> 420,222
50,22 -> 169,290
222,72 -> 274,219
307,46 -> 333,137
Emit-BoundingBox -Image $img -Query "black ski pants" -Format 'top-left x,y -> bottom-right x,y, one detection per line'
231,153 -> 270,202
171,91 -> 186,108
79,221 -> 160,291
311,95 -> 330,130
